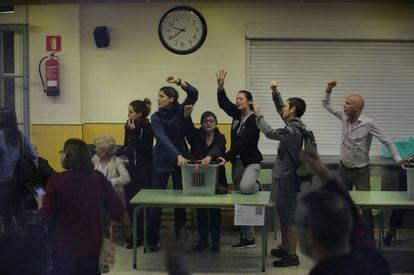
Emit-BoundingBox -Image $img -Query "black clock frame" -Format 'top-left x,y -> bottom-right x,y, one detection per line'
158,6 -> 207,55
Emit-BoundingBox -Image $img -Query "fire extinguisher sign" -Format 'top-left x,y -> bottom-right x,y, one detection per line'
46,36 -> 61,52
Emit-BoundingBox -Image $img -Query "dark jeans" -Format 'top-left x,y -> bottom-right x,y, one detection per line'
148,166 -> 186,246
0,181 -> 26,234
53,254 -> 100,275
389,169 -> 407,228
338,165 -> 374,238
197,208 -> 221,243
124,163 -> 152,241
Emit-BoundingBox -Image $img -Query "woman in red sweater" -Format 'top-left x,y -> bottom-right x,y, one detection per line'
37,139 -> 124,275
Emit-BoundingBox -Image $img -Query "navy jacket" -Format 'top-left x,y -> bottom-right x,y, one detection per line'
151,84 -> 198,171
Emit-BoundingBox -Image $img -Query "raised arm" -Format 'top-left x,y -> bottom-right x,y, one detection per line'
322,80 -> 344,121
166,75 -> 199,112
216,70 -> 239,119
270,81 -> 285,118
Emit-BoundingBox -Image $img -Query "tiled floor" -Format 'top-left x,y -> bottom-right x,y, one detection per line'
108,229 -> 414,275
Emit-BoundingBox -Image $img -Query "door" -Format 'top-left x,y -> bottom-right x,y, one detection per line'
0,24 -> 29,135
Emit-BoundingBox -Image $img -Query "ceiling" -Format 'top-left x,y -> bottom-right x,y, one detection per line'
3,0 -> 411,5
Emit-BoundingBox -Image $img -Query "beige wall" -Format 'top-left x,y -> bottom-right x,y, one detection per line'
1,2 -> 414,125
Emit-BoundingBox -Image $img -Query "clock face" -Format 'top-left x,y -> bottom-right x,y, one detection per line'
158,6 -> 207,55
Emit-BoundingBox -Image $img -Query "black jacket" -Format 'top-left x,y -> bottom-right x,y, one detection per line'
217,88 -> 263,166
122,119 -> 154,169
186,121 -> 228,187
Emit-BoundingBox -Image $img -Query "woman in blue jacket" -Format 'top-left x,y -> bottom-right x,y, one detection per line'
147,75 -> 198,251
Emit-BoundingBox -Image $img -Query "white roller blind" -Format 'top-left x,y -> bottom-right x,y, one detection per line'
249,40 -> 414,156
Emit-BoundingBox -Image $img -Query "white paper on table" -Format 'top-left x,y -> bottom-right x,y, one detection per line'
234,204 -> 265,226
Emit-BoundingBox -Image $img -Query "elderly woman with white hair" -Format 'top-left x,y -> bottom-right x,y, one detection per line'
92,135 -> 131,202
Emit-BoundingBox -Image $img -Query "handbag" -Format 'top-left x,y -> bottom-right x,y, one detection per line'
97,181 -> 116,273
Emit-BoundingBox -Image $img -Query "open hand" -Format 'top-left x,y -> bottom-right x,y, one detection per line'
216,70 -> 227,88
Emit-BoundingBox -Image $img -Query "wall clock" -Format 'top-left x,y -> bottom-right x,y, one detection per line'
158,6 -> 207,55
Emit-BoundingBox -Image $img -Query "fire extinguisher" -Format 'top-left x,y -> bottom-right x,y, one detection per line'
39,52 -> 60,96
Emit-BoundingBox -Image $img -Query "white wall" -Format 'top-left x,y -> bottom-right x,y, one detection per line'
28,5 -> 81,124
79,2 -> 414,123
2,2 -> 414,124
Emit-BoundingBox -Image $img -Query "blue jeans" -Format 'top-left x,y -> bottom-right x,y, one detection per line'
148,166 -> 186,246
53,254 -> 100,275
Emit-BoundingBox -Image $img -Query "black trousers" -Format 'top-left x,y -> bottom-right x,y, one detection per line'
196,208 -> 221,243
124,163 -> 152,240
389,169 -> 407,228
0,180 -> 26,234
148,166 -> 186,246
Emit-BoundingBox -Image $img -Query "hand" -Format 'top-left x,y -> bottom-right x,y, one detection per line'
183,105 -> 193,118
300,149 -> 330,184
326,80 -> 337,94
200,156 -> 212,167
177,155 -> 188,167
397,159 -> 406,167
34,193 -> 43,209
166,75 -> 178,84
252,101 -> 261,117
270,81 -> 278,92
127,118 -> 136,129
216,70 -> 227,89
217,156 -> 226,166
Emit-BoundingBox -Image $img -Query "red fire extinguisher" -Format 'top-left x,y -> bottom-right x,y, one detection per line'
39,52 -> 60,96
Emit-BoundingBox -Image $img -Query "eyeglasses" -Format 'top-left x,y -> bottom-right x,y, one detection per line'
202,119 -> 216,124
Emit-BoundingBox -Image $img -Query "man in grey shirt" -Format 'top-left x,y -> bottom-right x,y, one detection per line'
253,81 -> 308,267
322,80 -> 403,238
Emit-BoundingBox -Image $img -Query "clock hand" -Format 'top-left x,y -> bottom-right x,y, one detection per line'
170,26 -> 185,32
170,28 -> 186,39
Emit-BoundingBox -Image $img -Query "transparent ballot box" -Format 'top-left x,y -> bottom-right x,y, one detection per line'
182,162 -> 220,196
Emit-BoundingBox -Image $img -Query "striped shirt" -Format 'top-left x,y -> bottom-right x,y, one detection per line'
322,93 -> 401,168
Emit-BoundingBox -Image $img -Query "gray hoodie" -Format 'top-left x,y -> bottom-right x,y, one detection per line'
256,91 -> 307,179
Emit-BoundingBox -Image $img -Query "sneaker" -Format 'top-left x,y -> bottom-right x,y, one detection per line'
270,247 -> 288,258
193,241 -> 209,252
231,238 -> 256,249
126,239 -> 142,249
273,254 -> 300,267
211,241 -> 220,252
147,245 -> 159,252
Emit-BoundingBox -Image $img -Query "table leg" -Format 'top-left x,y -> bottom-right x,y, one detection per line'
144,207 -> 148,253
261,220 -> 266,271
133,206 -> 140,269
378,210 -> 383,252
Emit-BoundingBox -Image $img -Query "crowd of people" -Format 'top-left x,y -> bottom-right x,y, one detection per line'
0,71 -> 412,275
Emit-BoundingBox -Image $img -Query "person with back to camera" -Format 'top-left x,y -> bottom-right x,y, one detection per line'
147,75 -> 198,252
252,81 -> 308,267
121,98 -> 154,249
322,80 -> 403,239
215,70 -> 263,249
37,138 -> 124,275
0,107 -> 37,234
183,106 -> 227,252
296,149 -> 391,275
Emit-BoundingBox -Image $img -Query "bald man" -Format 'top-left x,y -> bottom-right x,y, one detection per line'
322,81 -> 403,238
